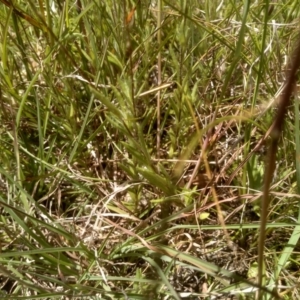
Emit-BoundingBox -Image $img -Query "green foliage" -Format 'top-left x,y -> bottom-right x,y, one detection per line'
0,0 -> 300,299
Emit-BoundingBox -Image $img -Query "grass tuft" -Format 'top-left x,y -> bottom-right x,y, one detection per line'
1,0 -> 300,299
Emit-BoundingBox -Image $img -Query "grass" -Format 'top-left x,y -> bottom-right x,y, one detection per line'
1,0 -> 300,299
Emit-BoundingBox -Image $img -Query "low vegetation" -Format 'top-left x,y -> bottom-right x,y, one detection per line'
0,1 -> 300,299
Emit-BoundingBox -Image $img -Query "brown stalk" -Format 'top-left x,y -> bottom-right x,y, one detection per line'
257,34 -> 300,297
156,0 -> 162,159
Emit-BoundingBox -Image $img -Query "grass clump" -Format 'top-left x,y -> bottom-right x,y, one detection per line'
0,0 -> 300,299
